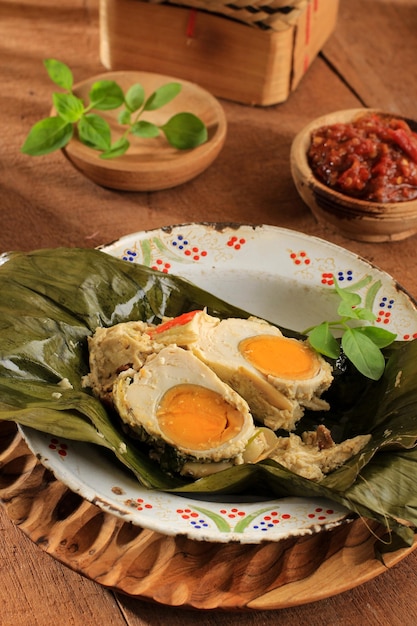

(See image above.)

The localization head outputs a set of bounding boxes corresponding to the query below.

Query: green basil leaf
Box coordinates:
[307,321,340,359]
[144,82,182,111]
[118,109,131,125]
[353,307,377,322]
[341,327,386,380]
[355,326,397,348]
[337,299,360,318]
[2,247,417,549]
[161,112,208,149]
[52,92,85,123]
[100,137,130,159]
[78,114,111,151]
[125,83,145,112]
[131,120,160,138]
[21,116,73,156]
[336,287,362,306]
[88,80,125,110]
[43,58,73,91]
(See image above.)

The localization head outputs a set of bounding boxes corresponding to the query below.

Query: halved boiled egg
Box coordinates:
[113,345,256,471]
[150,311,333,431]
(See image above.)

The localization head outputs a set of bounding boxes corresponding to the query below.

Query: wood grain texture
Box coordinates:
[61,71,227,191]
[322,0,417,118]
[99,0,339,105]
[0,421,416,613]
[2,0,417,624]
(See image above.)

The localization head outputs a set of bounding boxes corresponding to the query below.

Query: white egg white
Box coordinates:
[152,311,333,431]
[113,344,256,464]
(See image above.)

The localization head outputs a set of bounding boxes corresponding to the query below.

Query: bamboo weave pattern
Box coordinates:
[146,0,309,30]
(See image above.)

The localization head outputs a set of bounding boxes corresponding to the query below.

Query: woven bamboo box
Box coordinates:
[99,0,339,106]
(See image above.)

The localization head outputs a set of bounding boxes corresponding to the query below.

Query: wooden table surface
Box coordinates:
[1,1,417,624]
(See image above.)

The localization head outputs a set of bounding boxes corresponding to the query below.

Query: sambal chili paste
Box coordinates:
[307,113,417,203]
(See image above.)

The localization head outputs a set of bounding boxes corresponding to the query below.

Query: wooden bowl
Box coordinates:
[61,71,227,191]
[290,108,417,242]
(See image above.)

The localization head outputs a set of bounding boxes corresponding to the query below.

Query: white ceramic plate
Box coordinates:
[19,224,417,544]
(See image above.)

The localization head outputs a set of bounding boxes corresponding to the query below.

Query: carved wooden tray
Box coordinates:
[1,421,416,610]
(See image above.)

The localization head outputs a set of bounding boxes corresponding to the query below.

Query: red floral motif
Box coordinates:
[307,507,335,521]
[176,508,200,520]
[262,511,281,525]
[184,246,207,261]
[290,250,311,266]
[252,510,291,531]
[48,438,68,457]
[321,272,334,285]
[376,310,391,325]
[135,498,153,511]
[219,507,246,519]
[227,236,246,250]
[151,259,171,273]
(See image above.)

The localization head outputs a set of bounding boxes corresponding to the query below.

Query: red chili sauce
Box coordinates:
[307,113,417,203]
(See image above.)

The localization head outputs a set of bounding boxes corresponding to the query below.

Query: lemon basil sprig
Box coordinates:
[21,59,208,159]
[304,275,397,380]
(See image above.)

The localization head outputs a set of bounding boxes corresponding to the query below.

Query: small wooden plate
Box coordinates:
[61,71,227,191]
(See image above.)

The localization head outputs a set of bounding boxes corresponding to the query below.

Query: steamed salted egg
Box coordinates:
[113,345,256,472]
[150,311,333,431]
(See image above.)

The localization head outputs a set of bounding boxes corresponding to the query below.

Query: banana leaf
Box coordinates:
[1,247,417,551]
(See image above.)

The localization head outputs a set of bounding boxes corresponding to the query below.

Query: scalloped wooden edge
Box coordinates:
[1,421,416,610]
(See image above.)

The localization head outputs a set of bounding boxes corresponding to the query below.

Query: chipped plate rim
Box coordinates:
[19,224,417,543]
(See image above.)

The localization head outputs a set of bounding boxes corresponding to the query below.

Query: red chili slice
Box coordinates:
[148,310,202,335]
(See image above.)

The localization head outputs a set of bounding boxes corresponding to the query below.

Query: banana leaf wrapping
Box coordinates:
[1,247,417,551]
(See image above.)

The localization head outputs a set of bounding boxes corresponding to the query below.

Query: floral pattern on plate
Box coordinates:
[103,223,417,339]
[21,430,351,543]
[19,224,417,544]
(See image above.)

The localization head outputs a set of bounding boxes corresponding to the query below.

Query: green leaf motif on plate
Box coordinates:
[0,247,416,552]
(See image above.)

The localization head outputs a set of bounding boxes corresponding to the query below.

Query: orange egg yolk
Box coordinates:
[157,384,243,450]
[239,335,319,380]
